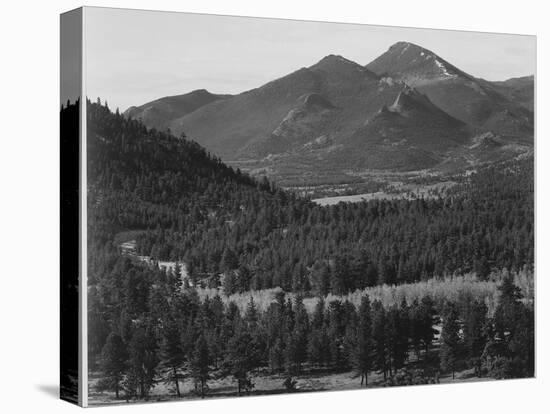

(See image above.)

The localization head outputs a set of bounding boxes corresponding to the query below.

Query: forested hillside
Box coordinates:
[83,101,534,402]
[88,99,533,294]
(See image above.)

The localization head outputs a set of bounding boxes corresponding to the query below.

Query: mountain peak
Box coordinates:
[312,54,377,78]
[318,54,354,63]
[191,88,210,94]
[367,42,465,85]
[388,41,431,53]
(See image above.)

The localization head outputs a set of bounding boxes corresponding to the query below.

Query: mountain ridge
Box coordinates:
[123,89,231,132]
[122,43,534,184]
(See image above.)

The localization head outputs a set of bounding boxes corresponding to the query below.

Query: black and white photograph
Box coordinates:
[57,6,538,406]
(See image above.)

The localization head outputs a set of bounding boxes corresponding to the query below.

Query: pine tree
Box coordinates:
[440,302,461,379]
[190,335,210,398]
[286,295,309,373]
[125,326,159,400]
[98,333,127,399]
[489,275,534,378]
[308,298,330,367]
[352,296,373,386]
[494,274,523,339]
[408,299,422,359]
[221,247,239,273]
[244,296,259,329]
[237,265,252,293]
[371,300,389,380]
[462,299,488,375]
[387,303,408,374]
[159,318,184,397]
[419,296,439,361]
[224,331,261,395]
[310,261,331,296]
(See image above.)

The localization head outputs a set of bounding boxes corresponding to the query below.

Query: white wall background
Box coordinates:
[0,0,547,412]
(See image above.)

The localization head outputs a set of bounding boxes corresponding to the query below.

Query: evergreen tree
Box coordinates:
[221,248,239,273]
[224,331,261,395]
[419,296,439,360]
[286,295,309,373]
[462,299,488,375]
[98,333,127,399]
[440,302,461,379]
[408,299,422,359]
[190,335,211,398]
[159,318,184,397]
[387,303,408,374]
[371,300,389,380]
[489,275,534,378]
[308,298,330,367]
[352,296,373,386]
[125,326,158,400]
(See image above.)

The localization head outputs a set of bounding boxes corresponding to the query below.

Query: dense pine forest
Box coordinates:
[79,101,534,402]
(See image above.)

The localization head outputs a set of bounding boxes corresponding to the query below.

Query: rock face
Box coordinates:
[125,42,533,182]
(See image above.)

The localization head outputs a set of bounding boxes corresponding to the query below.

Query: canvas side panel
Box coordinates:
[60,7,83,406]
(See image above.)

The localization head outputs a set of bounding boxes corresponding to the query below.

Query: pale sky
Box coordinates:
[84,7,536,112]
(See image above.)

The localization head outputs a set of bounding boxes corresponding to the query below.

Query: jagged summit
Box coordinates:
[389,87,437,113]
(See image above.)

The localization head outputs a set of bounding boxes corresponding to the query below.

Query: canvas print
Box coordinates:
[60,6,535,406]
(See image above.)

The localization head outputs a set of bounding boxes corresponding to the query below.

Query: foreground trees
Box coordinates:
[485,274,535,378]
[97,333,127,398]
[93,273,533,400]
[224,331,260,395]
[124,326,158,400]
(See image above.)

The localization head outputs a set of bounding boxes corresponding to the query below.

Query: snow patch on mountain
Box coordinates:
[434,59,456,78]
